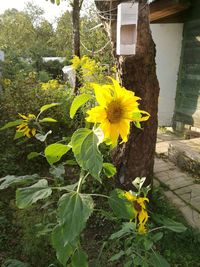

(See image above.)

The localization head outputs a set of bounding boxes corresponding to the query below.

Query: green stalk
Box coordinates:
[77,170,89,193]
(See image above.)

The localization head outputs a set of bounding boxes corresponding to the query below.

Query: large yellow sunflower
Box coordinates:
[86,78,150,145]
[125,191,149,234]
[16,113,37,138]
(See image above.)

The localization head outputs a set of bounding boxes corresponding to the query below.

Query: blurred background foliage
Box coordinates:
[0,1,113,178]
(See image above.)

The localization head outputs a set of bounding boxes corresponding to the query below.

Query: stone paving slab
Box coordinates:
[155,171,193,190]
[154,158,176,173]
[164,190,200,229]
[154,157,200,230]
[156,141,170,155]
[164,190,186,208]
[168,138,200,177]
[156,130,184,155]
[175,184,200,213]
[179,205,200,229]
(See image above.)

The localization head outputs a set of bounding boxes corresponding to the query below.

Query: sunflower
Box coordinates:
[16,113,37,138]
[86,78,150,145]
[125,191,149,234]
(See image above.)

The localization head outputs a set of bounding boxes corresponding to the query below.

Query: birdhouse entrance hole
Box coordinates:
[121,25,136,45]
[117,2,138,55]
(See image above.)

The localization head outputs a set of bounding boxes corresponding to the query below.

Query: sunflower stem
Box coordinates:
[77,170,89,193]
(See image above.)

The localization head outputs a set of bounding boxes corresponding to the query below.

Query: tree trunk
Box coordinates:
[72,0,81,93]
[72,0,81,57]
[95,0,160,189]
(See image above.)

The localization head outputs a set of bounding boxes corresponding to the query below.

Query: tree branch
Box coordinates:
[79,0,84,9]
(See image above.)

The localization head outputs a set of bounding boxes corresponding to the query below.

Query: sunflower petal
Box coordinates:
[124,191,137,202]
[16,124,28,131]
[28,114,36,119]
[119,120,130,143]
[86,106,107,123]
[18,113,28,120]
[24,128,31,138]
[31,128,37,136]
[108,123,120,145]
[92,83,112,106]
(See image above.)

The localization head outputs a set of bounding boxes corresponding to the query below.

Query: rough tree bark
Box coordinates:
[72,0,81,57]
[72,0,83,93]
[95,0,160,188]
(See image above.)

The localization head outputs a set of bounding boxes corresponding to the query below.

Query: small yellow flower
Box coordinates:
[71,55,81,69]
[124,191,149,234]
[71,55,96,78]
[86,78,150,146]
[41,80,60,90]
[16,113,37,138]
[3,78,11,86]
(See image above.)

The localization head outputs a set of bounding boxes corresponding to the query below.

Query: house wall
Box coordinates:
[150,24,183,126]
[173,0,200,128]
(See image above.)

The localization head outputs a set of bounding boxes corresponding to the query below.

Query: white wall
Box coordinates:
[150,24,183,126]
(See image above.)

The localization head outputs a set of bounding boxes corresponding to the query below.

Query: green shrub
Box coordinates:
[0,70,78,176]
[38,70,51,82]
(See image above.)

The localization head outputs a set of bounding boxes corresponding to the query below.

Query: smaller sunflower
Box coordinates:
[125,191,149,234]
[16,113,37,138]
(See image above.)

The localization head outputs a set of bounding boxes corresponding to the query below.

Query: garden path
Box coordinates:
[154,129,200,230]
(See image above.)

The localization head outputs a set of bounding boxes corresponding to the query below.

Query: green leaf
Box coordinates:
[71,248,88,267]
[70,93,92,119]
[162,218,187,233]
[58,182,78,192]
[152,232,163,243]
[14,131,24,140]
[71,128,103,181]
[39,117,57,123]
[58,192,94,244]
[16,179,52,209]
[35,130,52,142]
[100,210,117,221]
[80,131,103,181]
[52,224,75,266]
[36,222,55,237]
[124,260,133,267]
[0,119,23,130]
[109,222,136,240]
[103,163,116,178]
[71,128,91,165]
[45,143,71,165]
[0,174,39,190]
[144,239,153,251]
[65,159,77,166]
[27,152,41,160]
[109,251,125,262]
[132,256,144,266]
[108,189,135,220]
[50,164,65,179]
[152,215,187,233]
[40,103,60,114]
[134,121,141,129]
[150,252,170,267]
[2,259,30,267]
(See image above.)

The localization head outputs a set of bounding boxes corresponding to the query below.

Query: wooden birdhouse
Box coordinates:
[117,2,139,55]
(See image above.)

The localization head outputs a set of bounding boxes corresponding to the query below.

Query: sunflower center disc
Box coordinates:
[106,101,123,123]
